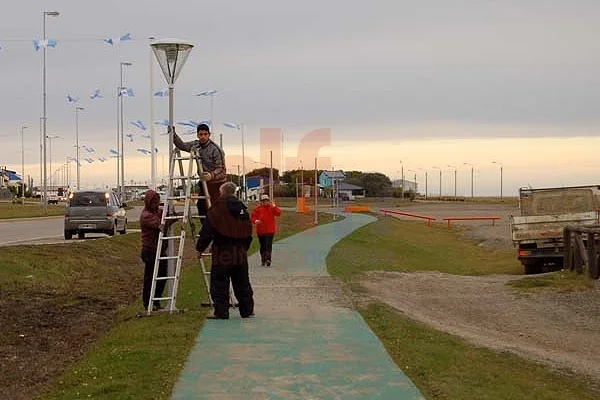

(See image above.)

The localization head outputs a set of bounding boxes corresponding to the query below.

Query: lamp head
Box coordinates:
[151,38,194,85]
[44,11,60,16]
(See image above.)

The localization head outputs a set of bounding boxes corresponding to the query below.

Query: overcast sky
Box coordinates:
[2,1,600,195]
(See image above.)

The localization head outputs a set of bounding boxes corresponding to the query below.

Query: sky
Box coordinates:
[1,0,600,196]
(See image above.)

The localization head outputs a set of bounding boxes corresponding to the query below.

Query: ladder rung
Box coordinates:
[190,195,208,199]
[164,215,184,220]
[166,195,187,200]
[158,255,179,260]
[153,296,174,301]
[155,276,177,281]
[161,235,183,240]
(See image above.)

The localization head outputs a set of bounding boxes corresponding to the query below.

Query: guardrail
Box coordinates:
[442,216,501,227]
[563,224,600,279]
[380,209,436,226]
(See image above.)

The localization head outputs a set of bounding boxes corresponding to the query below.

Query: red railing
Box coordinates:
[380,209,436,226]
[442,216,501,227]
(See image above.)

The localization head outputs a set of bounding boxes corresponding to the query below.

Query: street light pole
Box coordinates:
[47,135,59,194]
[269,150,274,200]
[492,161,503,199]
[463,162,474,198]
[149,36,157,189]
[20,125,28,202]
[119,61,132,202]
[399,160,404,194]
[432,166,442,198]
[42,10,60,214]
[75,106,84,190]
[447,165,457,199]
[39,117,43,204]
[223,122,246,200]
[151,38,194,313]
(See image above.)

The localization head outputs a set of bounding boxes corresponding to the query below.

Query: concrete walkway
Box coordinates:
[172,213,424,399]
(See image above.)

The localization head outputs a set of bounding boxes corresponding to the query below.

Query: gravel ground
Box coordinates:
[359,202,600,384]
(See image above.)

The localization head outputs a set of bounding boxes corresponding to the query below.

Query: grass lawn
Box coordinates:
[507,270,595,293]
[327,216,599,399]
[328,216,523,281]
[30,211,339,400]
[0,201,64,219]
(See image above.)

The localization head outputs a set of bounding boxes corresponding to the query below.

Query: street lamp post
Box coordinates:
[151,38,194,312]
[463,162,474,198]
[418,168,428,198]
[269,150,274,200]
[447,164,457,199]
[223,122,246,200]
[148,36,157,189]
[20,125,28,202]
[197,90,219,147]
[432,166,442,198]
[407,169,417,195]
[399,160,404,194]
[75,106,84,190]
[492,161,503,199]
[119,61,132,202]
[42,10,60,214]
[47,134,60,194]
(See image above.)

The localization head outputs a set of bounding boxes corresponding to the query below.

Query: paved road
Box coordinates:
[0,206,143,246]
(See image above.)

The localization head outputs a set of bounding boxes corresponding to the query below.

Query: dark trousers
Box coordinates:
[141,248,167,308]
[210,263,254,318]
[258,234,274,263]
[196,181,222,217]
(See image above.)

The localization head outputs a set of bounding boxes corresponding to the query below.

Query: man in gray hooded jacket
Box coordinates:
[173,123,226,217]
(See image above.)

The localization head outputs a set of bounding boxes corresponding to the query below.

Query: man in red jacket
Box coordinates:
[250,194,282,267]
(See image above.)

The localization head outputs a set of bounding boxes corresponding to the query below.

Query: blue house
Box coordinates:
[318,170,345,188]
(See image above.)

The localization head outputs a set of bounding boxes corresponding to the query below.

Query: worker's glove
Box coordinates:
[254,220,262,224]
[199,172,212,181]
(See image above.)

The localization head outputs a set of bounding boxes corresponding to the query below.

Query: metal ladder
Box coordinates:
[146,147,211,315]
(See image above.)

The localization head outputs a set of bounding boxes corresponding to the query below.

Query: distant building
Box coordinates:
[336,182,366,200]
[392,178,418,193]
[319,170,365,199]
[0,168,22,188]
[318,170,345,188]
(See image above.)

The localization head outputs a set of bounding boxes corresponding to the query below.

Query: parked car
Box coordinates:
[63,189,127,239]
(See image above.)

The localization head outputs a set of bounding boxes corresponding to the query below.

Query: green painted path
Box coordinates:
[172,213,424,399]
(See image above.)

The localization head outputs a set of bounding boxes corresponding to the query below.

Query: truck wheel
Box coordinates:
[588,255,600,279]
[64,230,72,240]
[522,260,543,275]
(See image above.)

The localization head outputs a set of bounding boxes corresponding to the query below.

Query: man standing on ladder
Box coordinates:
[172,123,226,217]
[196,182,255,319]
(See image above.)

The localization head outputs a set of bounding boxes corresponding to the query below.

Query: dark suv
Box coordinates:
[64,190,127,239]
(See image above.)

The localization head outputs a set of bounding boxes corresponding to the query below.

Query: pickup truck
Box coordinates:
[510,185,600,274]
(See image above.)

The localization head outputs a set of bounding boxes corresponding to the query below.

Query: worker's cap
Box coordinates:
[260,194,270,201]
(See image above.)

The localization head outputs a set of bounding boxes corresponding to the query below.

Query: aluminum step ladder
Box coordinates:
[146,147,209,315]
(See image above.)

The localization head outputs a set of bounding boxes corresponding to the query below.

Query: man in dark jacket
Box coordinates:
[139,189,178,311]
[172,123,226,217]
[196,182,254,319]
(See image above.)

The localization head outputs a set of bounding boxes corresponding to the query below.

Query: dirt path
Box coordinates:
[360,202,600,382]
